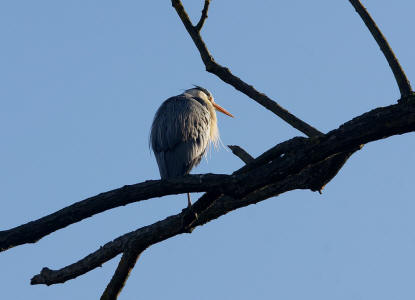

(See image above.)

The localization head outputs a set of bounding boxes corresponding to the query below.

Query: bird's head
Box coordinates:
[185,86,234,118]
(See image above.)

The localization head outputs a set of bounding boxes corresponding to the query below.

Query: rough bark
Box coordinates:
[30,97,415,286]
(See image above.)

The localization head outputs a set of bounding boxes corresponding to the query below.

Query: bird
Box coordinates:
[150,86,233,208]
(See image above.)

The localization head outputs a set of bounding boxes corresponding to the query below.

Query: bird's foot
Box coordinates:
[185,192,198,220]
[186,203,199,221]
[180,205,198,234]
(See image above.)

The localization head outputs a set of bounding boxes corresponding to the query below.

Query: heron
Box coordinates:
[150,86,233,208]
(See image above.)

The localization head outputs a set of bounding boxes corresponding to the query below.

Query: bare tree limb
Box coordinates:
[30,213,183,285]
[0,174,229,252]
[30,191,223,286]
[1,2,413,300]
[100,247,145,300]
[195,0,210,32]
[6,94,411,255]
[171,0,323,138]
[100,146,249,297]
[25,147,372,286]
[228,145,254,164]
[30,97,415,286]
[349,0,413,98]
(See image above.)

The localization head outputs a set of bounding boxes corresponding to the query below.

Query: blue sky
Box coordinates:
[1,1,415,299]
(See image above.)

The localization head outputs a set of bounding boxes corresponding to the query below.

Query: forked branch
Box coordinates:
[195,0,210,32]
[0,173,229,252]
[171,0,322,138]
[30,98,415,286]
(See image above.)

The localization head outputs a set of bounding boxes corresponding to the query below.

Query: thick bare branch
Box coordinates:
[26,148,368,286]
[30,213,183,285]
[30,191,223,285]
[0,174,229,252]
[349,0,413,98]
[100,247,145,300]
[171,0,322,138]
[228,145,254,164]
[31,97,415,285]
[195,0,210,32]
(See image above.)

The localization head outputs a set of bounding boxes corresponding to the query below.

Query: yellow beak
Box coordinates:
[212,102,234,118]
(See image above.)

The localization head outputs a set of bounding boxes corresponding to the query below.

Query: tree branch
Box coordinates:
[100,247,145,300]
[228,145,254,164]
[235,137,308,175]
[30,191,223,286]
[30,213,182,285]
[195,0,210,32]
[0,174,229,252]
[2,2,413,300]
[171,0,322,138]
[30,96,415,286]
[349,0,413,98]
[26,146,365,286]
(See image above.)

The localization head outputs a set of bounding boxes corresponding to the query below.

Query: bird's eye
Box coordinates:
[208,96,213,102]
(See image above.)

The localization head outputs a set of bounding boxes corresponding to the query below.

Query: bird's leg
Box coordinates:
[187,192,192,208]
[186,192,198,221]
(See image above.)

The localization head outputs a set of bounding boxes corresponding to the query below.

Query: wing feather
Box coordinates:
[150,95,211,178]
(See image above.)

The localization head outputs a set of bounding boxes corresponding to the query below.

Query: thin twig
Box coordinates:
[100,247,145,300]
[195,0,210,32]
[349,0,413,98]
[228,145,254,164]
[171,0,323,137]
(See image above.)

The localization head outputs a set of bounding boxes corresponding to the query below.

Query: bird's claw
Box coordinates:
[186,204,199,221]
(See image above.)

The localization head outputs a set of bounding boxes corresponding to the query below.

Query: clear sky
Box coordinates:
[1,1,415,299]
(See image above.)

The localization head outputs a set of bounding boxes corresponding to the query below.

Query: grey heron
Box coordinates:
[150,86,233,208]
